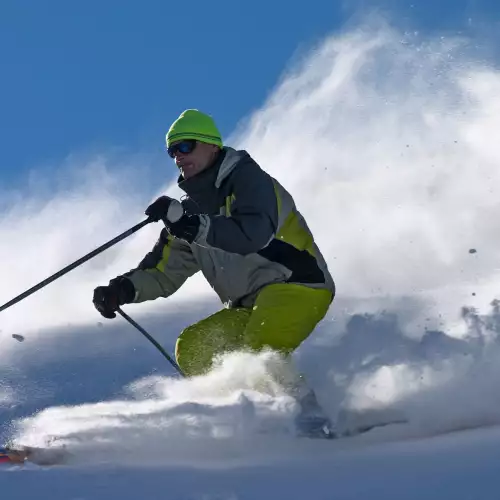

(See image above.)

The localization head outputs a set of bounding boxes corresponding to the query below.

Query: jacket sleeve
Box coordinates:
[124,229,200,303]
[195,158,279,255]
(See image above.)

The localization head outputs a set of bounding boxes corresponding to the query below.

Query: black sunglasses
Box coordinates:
[167,140,197,158]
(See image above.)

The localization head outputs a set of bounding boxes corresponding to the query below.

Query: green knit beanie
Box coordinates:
[166,109,223,148]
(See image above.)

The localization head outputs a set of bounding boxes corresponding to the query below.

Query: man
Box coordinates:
[93,109,336,438]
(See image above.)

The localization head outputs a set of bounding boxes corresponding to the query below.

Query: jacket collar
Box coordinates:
[177,149,226,201]
[177,147,249,196]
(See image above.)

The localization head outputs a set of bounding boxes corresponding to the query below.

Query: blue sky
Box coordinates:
[1,0,498,187]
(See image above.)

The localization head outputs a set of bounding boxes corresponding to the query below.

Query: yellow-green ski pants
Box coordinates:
[175,283,333,377]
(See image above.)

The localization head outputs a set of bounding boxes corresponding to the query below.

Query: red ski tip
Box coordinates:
[0,447,28,464]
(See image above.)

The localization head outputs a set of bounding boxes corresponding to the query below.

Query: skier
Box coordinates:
[92,109,336,438]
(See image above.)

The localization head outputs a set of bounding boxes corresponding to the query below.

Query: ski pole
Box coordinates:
[116,307,185,377]
[0,218,153,315]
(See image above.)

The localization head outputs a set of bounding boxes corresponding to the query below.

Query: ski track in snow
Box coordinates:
[2,423,500,500]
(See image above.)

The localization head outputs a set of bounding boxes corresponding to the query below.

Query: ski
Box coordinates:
[339,418,408,437]
[0,418,408,466]
[0,446,30,465]
[0,445,69,466]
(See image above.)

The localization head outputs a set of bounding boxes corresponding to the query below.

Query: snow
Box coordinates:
[3,20,500,499]
[3,421,500,499]
[3,307,500,499]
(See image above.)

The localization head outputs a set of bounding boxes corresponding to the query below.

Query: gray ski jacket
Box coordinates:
[124,147,335,308]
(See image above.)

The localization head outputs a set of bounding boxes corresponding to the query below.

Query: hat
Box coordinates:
[166,109,223,148]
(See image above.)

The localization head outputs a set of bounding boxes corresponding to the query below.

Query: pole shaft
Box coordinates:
[0,218,152,314]
[116,307,184,377]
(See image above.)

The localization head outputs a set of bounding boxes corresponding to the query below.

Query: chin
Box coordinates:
[181,168,196,179]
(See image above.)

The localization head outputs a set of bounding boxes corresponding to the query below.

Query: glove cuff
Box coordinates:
[109,276,136,305]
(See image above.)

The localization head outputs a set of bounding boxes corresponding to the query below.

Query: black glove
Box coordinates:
[145,195,201,243]
[166,213,201,243]
[145,196,184,223]
[92,276,135,319]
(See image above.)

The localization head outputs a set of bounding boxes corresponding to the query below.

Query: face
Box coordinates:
[169,141,220,179]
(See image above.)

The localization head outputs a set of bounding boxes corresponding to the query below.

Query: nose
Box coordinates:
[175,152,188,165]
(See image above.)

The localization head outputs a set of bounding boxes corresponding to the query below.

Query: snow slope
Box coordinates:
[2,20,500,499]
